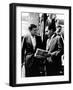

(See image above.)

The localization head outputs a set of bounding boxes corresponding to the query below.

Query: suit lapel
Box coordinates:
[49,36,57,52]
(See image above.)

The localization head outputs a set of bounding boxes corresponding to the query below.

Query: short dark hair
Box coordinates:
[29,24,37,31]
[48,23,56,32]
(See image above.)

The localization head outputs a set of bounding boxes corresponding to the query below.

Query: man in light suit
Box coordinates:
[45,24,64,76]
[22,24,43,77]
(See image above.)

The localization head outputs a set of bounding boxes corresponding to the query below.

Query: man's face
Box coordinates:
[56,27,61,34]
[45,28,53,38]
[31,27,37,36]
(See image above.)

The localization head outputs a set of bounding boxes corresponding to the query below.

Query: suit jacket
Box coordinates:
[22,35,43,66]
[46,34,64,67]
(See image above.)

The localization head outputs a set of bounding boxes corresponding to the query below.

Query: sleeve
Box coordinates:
[22,37,26,65]
[22,37,26,53]
[51,36,64,57]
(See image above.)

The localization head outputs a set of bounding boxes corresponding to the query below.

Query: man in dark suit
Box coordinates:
[22,24,43,77]
[45,24,64,76]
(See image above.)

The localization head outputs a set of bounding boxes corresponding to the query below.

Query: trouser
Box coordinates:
[25,59,41,77]
[46,62,61,76]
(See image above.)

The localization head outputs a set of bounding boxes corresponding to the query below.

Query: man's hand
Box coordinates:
[44,52,51,57]
[26,54,33,61]
[34,55,45,59]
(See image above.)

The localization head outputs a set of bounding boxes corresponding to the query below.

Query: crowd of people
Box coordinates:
[21,14,64,77]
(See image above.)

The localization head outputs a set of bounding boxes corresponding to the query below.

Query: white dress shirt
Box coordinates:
[30,35,36,50]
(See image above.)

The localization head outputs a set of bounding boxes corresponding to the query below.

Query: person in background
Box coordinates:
[55,25,64,73]
[56,25,64,41]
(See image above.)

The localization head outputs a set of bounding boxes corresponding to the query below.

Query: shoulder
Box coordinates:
[23,35,31,43]
[55,35,63,44]
[36,35,41,39]
[55,34,61,39]
[35,35,41,40]
[24,35,31,39]
[53,34,62,42]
